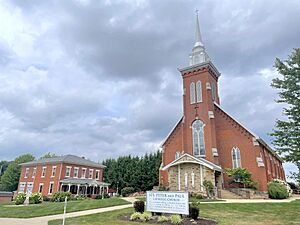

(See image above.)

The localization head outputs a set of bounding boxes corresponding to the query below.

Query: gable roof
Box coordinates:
[160,116,183,147]
[20,154,105,168]
[162,153,222,172]
[214,102,283,162]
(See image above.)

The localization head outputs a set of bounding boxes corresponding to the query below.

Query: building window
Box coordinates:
[89,169,94,179]
[25,168,29,178]
[232,147,241,169]
[212,82,217,102]
[95,170,100,180]
[39,183,44,193]
[51,166,56,177]
[49,182,54,194]
[42,167,47,177]
[32,168,36,178]
[196,81,202,102]
[74,167,79,178]
[19,183,26,193]
[65,166,71,177]
[192,120,205,156]
[190,82,196,104]
[175,152,181,159]
[82,168,86,178]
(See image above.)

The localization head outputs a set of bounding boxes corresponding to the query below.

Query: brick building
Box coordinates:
[159,14,285,192]
[17,155,109,197]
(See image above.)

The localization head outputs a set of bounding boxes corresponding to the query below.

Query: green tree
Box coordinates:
[271,48,300,184]
[0,154,35,191]
[39,152,57,159]
[226,168,257,189]
[0,161,10,177]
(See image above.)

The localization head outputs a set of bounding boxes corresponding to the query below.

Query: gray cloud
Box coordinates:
[0,0,298,176]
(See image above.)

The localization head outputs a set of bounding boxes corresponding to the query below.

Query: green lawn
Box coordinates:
[0,198,129,218]
[49,200,300,225]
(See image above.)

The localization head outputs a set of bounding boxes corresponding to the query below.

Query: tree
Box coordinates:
[226,168,257,189]
[0,154,35,191]
[0,161,10,177]
[39,152,57,159]
[271,48,300,185]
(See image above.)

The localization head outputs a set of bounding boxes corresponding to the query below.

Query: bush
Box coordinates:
[268,179,291,199]
[15,193,27,205]
[29,193,43,204]
[189,204,199,220]
[140,212,152,222]
[134,200,145,213]
[195,193,204,199]
[52,192,72,202]
[103,192,110,199]
[170,215,183,225]
[130,212,142,221]
[158,216,169,222]
[43,196,51,201]
[158,185,169,191]
[95,194,102,199]
[121,187,135,197]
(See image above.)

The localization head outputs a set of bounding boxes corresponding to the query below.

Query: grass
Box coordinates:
[48,200,300,225]
[0,197,129,218]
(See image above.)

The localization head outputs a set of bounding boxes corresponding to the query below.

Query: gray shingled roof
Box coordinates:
[20,154,105,168]
[60,178,110,186]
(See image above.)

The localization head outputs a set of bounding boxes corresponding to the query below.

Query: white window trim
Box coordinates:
[19,182,26,193]
[232,147,242,169]
[65,166,72,177]
[74,167,79,178]
[41,166,47,178]
[190,82,196,104]
[51,166,57,177]
[89,169,94,179]
[81,168,87,178]
[48,182,54,195]
[95,170,100,180]
[39,183,44,193]
[24,168,29,178]
[32,167,36,178]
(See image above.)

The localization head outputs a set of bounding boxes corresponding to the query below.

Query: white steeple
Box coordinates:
[189,11,210,66]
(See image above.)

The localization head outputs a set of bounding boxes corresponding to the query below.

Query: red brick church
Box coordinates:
[159,14,285,192]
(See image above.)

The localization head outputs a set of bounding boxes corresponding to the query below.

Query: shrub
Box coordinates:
[134,200,145,213]
[52,192,71,202]
[268,179,291,199]
[170,215,183,225]
[15,193,27,205]
[95,194,102,199]
[29,193,43,204]
[121,187,135,197]
[103,192,110,199]
[140,212,152,222]
[189,204,199,220]
[43,196,51,201]
[130,212,142,221]
[158,216,169,222]
[195,193,204,199]
[158,185,169,191]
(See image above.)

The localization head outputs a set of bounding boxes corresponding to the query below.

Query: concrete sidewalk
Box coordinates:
[196,196,300,204]
[0,197,136,225]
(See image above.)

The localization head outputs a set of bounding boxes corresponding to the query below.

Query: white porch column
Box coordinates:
[77,185,80,195]
[184,172,188,188]
[178,164,181,191]
[91,186,94,195]
[100,186,102,195]
[68,184,71,192]
[106,186,108,193]
[60,184,63,192]
[200,165,203,191]
[191,171,195,188]
[85,185,88,195]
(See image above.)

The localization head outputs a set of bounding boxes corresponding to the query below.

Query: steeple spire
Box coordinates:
[194,10,203,48]
[189,10,209,66]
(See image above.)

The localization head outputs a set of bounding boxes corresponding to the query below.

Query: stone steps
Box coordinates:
[220,189,243,199]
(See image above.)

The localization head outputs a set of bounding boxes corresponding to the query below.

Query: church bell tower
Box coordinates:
[179,12,221,164]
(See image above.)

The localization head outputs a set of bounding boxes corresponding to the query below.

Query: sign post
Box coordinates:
[62,196,68,225]
[146,191,189,215]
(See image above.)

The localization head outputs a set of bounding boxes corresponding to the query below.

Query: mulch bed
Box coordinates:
[121,215,217,225]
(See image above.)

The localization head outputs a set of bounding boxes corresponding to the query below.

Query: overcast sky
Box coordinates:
[0,0,299,178]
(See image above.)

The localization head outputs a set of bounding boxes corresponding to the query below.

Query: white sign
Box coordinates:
[146,191,189,215]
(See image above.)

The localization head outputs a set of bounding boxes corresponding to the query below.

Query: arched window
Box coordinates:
[232,147,241,169]
[192,120,205,156]
[196,81,202,102]
[190,82,196,104]
[212,83,217,102]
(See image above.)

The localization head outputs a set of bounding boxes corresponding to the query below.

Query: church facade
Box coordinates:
[159,15,285,193]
